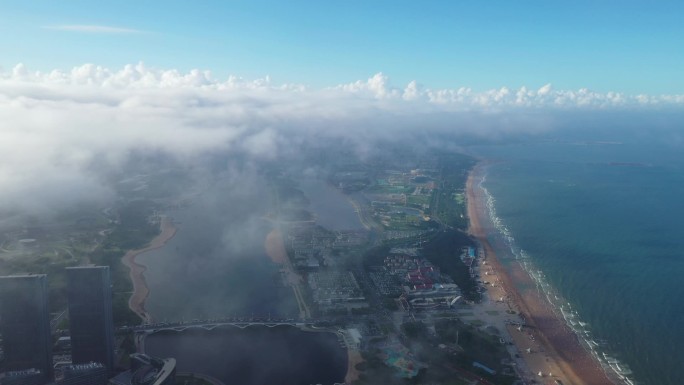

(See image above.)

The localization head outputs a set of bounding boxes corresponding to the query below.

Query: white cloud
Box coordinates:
[538,83,553,96]
[43,25,145,34]
[402,81,420,101]
[6,63,682,109]
[335,72,400,99]
[0,62,682,218]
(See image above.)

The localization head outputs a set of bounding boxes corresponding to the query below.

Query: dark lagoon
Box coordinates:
[145,326,347,385]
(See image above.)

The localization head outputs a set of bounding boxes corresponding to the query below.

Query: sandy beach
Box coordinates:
[264,227,311,319]
[264,228,288,264]
[121,216,177,324]
[345,349,363,384]
[466,162,616,385]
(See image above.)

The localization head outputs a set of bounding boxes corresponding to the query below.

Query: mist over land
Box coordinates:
[1,64,682,226]
[1,63,684,385]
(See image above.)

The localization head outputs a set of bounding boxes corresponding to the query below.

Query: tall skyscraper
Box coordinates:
[66,266,115,373]
[0,274,53,383]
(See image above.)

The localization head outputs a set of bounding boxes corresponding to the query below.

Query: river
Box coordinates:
[135,175,348,385]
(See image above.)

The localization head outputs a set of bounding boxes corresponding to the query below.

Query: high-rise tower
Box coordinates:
[0,274,53,383]
[66,266,115,373]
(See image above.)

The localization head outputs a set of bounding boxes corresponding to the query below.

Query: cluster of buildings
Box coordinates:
[330,231,368,250]
[288,224,368,269]
[286,222,370,314]
[367,268,403,297]
[399,283,462,311]
[384,255,441,291]
[0,268,175,385]
[382,229,430,241]
[307,271,367,312]
[287,225,334,269]
[368,253,463,312]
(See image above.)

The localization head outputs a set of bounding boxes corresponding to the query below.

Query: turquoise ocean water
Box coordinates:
[471,140,684,385]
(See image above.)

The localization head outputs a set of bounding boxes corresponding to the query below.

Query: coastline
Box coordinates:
[345,349,363,384]
[121,216,177,324]
[466,162,616,385]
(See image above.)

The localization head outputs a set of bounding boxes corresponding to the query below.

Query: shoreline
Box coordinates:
[264,227,311,319]
[466,162,616,385]
[345,349,363,384]
[121,216,177,324]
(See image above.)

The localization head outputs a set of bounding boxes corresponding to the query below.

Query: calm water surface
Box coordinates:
[145,326,347,385]
[297,178,365,231]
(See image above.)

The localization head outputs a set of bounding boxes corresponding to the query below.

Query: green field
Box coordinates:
[430,153,475,229]
[406,194,431,207]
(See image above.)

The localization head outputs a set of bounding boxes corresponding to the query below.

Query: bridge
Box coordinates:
[126,317,356,351]
[125,317,334,334]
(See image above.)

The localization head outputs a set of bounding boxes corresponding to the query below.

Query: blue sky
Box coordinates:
[1,0,682,94]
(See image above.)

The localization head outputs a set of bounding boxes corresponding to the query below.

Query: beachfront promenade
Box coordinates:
[126,317,335,334]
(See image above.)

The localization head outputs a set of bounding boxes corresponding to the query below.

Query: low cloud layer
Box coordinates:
[1,63,682,219]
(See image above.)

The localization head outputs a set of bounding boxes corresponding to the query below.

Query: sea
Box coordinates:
[469,132,684,385]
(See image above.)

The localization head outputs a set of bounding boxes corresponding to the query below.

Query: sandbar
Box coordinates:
[121,216,177,324]
[264,227,311,319]
[345,349,363,384]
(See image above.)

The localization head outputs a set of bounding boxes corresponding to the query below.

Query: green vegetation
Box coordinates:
[88,246,138,325]
[434,319,517,385]
[0,200,158,324]
[420,230,479,301]
[430,153,475,230]
[367,185,413,194]
[117,333,137,365]
[382,298,399,310]
[380,211,432,231]
[468,319,485,328]
[105,199,160,250]
[353,349,427,385]
[91,199,160,326]
[351,307,373,315]
[401,321,429,339]
[362,244,393,267]
[0,252,79,311]
[406,194,431,208]
[355,317,517,385]
[0,211,114,312]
